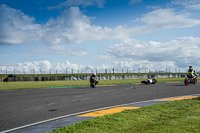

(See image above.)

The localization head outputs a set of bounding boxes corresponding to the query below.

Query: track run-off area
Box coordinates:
[0,82,200,132]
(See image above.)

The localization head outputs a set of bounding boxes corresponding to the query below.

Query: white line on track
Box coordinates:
[2,93,200,133]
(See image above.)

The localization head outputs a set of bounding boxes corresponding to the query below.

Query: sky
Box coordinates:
[0,0,200,74]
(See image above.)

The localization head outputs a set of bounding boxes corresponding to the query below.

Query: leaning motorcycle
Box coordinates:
[90,79,99,88]
[184,74,197,85]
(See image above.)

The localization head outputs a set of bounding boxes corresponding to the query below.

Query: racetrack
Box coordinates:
[0,82,200,132]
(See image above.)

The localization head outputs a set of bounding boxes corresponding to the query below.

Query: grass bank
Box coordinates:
[0,78,186,90]
[50,98,200,133]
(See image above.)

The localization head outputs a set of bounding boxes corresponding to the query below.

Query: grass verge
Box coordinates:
[0,78,191,90]
[0,78,186,90]
[50,98,200,133]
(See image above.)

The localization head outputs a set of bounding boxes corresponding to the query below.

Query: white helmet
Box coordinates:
[92,73,96,76]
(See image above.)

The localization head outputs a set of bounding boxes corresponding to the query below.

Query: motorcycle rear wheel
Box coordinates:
[90,83,95,88]
[193,79,196,85]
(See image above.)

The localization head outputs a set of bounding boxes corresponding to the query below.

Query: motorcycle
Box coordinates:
[90,79,98,88]
[141,78,157,85]
[184,74,197,85]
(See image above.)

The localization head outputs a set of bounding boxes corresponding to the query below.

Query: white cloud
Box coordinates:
[171,0,200,10]
[101,37,200,69]
[16,60,51,73]
[1,45,200,74]
[0,60,108,74]
[0,4,41,45]
[1,5,200,47]
[43,8,200,44]
[39,60,51,71]
[42,6,110,45]
[134,8,200,34]
[111,60,177,72]
[0,5,107,46]
[1,4,200,68]
[48,0,105,10]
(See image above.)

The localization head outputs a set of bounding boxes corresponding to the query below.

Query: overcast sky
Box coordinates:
[0,0,200,74]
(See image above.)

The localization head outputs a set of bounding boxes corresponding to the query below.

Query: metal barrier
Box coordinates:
[2,73,190,82]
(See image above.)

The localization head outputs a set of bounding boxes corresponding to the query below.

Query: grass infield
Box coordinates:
[50,98,200,133]
[0,78,189,90]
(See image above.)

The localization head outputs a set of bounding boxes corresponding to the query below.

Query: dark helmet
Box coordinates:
[189,66,192,69]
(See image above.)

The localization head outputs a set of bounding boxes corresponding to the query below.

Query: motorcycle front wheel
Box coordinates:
[195,77,197,83]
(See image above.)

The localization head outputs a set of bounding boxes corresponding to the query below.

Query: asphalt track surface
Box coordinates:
[0,82,200,132]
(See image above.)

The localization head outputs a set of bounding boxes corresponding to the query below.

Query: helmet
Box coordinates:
[92,73,96,76]
[189,66,192,69]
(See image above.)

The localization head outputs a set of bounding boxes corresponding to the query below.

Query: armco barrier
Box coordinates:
[2,73,192,82]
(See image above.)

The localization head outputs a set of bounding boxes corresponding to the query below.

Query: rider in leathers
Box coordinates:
[90,73,98,88]
[188,66,197,82]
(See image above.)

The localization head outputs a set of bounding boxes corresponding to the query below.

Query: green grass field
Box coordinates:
[0,78,187,90]
[50,98,200,133]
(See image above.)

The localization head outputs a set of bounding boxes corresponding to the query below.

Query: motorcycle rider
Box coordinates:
[188,66,197,82]
[90,73,98,88]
